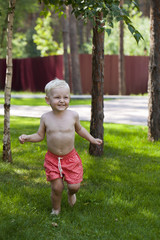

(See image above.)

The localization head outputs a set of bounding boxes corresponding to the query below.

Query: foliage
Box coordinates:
[13,0,40,30]
[33,12,63,56]
[105,13,149,55]
[0,1,9,57]
[0,0,40,58]
[1,29,41,59]
[0,0,145,58]
[12,33,27,58]
[0,0,63,58]
[124,14,150,55]
[0,117,160,239]
[40,0,143,44]
[25,28,41,58]
[80,14,150,56]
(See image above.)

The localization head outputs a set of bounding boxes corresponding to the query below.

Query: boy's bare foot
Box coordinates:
[51,208,60,215]
[68,193,76,207]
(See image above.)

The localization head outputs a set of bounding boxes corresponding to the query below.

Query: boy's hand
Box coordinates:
[19,134,29,144]
[92,138,103,145]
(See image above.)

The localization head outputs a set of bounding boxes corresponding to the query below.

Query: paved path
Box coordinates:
[0,96,148,126]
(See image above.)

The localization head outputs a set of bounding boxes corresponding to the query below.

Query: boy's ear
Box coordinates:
[45,96,50,105]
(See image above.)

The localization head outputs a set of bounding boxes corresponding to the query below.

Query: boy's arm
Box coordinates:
[75,113,102,145]
[19,115,46,144]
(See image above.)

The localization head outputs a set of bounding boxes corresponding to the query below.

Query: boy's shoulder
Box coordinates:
[67,109,78,117]
[41,111,52,120]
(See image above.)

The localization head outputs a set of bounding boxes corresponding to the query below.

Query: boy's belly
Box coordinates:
[46,132,75,156]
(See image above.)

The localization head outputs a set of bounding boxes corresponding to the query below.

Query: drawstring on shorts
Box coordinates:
[58,157,63,177]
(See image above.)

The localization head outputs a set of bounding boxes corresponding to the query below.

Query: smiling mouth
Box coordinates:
[58,105,66,107]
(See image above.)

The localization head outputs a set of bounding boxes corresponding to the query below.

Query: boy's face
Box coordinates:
[45,87,70,112]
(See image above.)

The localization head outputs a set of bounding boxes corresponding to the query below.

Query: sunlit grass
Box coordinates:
[0,91,145,106]
[0,116,160,240]
[0,96,111,106]
[0,96,91,106]
[0,90,45,95]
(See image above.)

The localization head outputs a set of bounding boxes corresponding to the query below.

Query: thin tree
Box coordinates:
[118,0,126,95]
[148,0,160,141]
[3,0,16,162]
[69,6,82,94]
[77,18,84,51]
[89,12,104,156]
[86,20,92,43]
[139,0,150,17]
[61,5,70,84]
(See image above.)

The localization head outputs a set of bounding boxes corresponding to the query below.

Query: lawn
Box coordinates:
[0,91,113,106]
[0,96,91,106]
[0,116,160,240]
[0,91,92,105]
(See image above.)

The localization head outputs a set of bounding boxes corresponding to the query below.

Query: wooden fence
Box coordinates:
[0,54,149,95]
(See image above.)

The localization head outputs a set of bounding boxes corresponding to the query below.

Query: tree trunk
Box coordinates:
[3,0,16,162]
[139,0,150,17]
[78,19,84,51]
[69,6,82,94]
[62,5,69,84]
[118,0,126,95]
[89,12,104,156]
[86,20,92,43]
[148,0,160,141]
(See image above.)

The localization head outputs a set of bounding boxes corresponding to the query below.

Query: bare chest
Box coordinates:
[45,116,75,134]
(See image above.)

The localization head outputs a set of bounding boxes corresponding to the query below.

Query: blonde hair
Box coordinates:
[45,78,70,96]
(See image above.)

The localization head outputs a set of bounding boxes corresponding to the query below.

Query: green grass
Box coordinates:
[0,95,91,106]
[0,116,160,239]
[0,97,91,106]
[0,91,113,106]
[0,96,114,106]
[0,90,45,95]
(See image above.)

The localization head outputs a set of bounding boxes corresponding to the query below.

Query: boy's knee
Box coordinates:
[51,179,64,195]
[68,183,80,194]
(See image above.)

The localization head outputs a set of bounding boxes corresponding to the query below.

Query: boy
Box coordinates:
[19,78,102,215]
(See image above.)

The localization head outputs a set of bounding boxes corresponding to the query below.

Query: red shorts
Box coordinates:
[44,149,83,184]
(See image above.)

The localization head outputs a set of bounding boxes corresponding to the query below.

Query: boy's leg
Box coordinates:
[51,178,64,214]
[67,183,80,206]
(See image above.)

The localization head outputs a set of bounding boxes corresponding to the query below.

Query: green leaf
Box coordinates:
[128,24,135,34]
[105,28,112,36]
[115,16,123,22]
[122,15,132,24]
[132,0,140,10]
[43,0,49,4]
[133,31,144,44]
